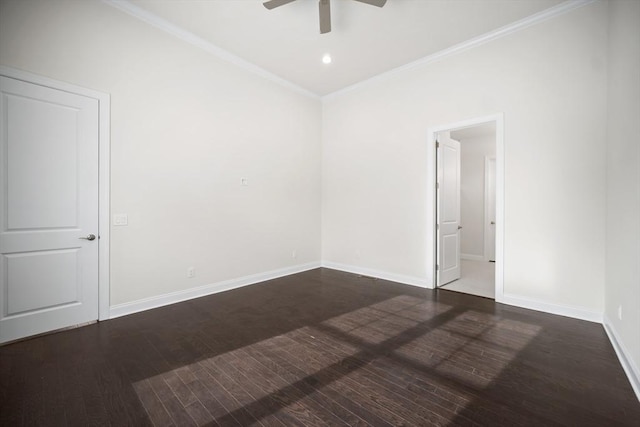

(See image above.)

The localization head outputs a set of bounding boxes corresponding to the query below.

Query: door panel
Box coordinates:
[437,133,461,286]
[0,76,99,343]
[6,249,80,315]
[442,234,459,270]
[7,94,80,229]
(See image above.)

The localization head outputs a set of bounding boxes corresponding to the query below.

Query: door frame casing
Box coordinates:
[484,155,496,262]
[427,113,504,303]
[0,66,111,320]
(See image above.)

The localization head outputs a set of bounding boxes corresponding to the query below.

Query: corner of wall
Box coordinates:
[603,314,640,401]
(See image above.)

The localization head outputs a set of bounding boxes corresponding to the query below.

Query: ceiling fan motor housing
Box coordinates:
[263,0,387,34]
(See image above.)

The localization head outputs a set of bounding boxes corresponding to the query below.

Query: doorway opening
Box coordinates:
[428,114,504,302]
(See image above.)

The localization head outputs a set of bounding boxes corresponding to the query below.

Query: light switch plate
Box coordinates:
[113,214,128,226]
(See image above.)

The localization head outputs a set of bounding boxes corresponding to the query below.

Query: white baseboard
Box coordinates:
[321,261,430,288]
[107,258,638,402]
[460,253,485,261]
[109,262,321,319]
[500,293,603,323]
[603,315,640,401]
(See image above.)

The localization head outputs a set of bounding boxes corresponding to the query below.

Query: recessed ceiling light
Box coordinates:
[322,54,332,64]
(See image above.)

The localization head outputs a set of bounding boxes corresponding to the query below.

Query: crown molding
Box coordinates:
[323,0,597,100]
[102,0,319,99]
[103,0,595,101]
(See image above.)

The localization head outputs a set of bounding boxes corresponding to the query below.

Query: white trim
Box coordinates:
[483,156,496,262]
[603,315,640,401]
[428,114,505,300]
[460,254,484,262]
[101,0,594,101]
[0,66,111,322]
[501,293,602,323]
[0,66,110,105]
[98,93,111,321]
[102,0,318,100]
[324,0,595,100]
[109,262,321,319]
[321,261,429,288]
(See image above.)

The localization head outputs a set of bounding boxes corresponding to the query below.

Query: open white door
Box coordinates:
[0,76,99,343]
[437,132,461,286]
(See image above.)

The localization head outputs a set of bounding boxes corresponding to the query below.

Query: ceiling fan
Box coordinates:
[263,0,387,34]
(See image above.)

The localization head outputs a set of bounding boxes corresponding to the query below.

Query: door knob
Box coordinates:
[458,226,463,230]
[79,234,96,241]
[490,221,495,225]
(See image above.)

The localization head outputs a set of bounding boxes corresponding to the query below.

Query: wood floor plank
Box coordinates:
[134,379,175,427]
[211,352,299,427]
[148,374,198,427]
[284,333,457,427]
[183,400,215,426]
[271,336,416,426]
[242,346,367,427]
[237,347,352,427]
[292,328,478,426]
[255,340,393,427]
[183,377,228,427]
[189,372,246,426]
[196,359,266,426]
[1,268,639,426]
[220,350,328,427]
[55,335,90,426]
[163,371,199,408]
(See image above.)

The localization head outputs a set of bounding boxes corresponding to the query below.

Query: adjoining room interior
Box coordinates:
[439,122,497,300]
[1,0,639,425]
[442,258,495,298]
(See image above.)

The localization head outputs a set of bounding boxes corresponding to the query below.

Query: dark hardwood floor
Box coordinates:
[1,268,639,426]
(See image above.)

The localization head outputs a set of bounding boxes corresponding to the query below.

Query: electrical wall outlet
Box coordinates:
[618,305,622,320]
[292,250,297,259]
[187,267,195,278]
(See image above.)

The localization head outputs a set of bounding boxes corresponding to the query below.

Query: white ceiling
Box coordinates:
[128,0,564,96]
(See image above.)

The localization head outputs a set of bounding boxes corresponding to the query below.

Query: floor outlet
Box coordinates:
[187,267,195,278]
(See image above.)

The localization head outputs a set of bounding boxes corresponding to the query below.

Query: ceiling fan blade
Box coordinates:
[352,0,387,7]
[319,0,331,34]
[263,0,297,10]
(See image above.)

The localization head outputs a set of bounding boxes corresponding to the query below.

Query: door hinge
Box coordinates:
[436,182,439,190]
[436,224,440,230]
[436,264,439,271]
[436,141,440,148]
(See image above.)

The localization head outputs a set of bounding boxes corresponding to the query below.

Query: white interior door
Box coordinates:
[485,157,496,262]
[0,76,99,343]
[437,132,461,286]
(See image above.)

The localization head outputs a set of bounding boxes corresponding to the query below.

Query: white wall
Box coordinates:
[0,0,627,332]
[457,134,496,259]
[322,1,608,316]
[0,0,322,306]
[2,0,635,395]
[604,0,640,392]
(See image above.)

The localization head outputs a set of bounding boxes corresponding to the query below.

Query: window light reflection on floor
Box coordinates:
[133,295,541,426]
